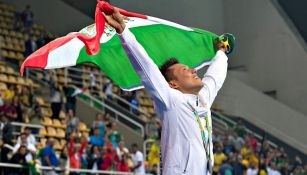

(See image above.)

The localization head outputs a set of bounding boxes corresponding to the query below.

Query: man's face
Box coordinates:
[168,64,203,94]
[21,135,27,144]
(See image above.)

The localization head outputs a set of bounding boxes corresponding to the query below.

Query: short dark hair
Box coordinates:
[159,58,179,81]
[131,143,138,148]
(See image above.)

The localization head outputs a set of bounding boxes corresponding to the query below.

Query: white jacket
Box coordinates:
[119,28,228,175]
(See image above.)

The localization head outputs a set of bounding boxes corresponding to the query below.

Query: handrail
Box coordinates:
[110,93,152,118]
[212,111,277,148]
[0,162,152,175]
[78,93,145,138]
[11,122,43,129]
[67,66,151,118]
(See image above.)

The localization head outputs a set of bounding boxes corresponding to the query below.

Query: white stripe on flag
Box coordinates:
[46,38,85,69]
[147,16,193,31]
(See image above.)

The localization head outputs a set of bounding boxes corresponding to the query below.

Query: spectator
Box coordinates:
[87,145,103,171]
[219,158,234,175]
[0,116,13,145]
[68,133,87,174]
[14,11,24,32]
[117,153,130,172]
[130,143,145,174]
[9,145,28,175]
[130,99,139,115]
[103,112,111,128]
[24,35,37,57]
[100,146,115,171]
[148,139,160,174]
[0,138,10,173]
[19,86,32,107]
[22,5,34,32]
[89,127,104,147]
[41,138,59,175]
[36,33,47,48]
[230,154,247,175]
[63,83,77,113]
[148,139,160,166]
[12,96,23,122]
[89,68,97,96]
[213,145,227,175]
[92,113,105,139]
[234,119,247,138]
[66,109,79,138]
[246,162,258,175]
[13,132,36,154]
[59,147,68,170]
[3,85,15,101]
[28,99,43,128]
[17,127,36,146]
[116,141,129,162]
[0,99,17,121]
[104,79,113,99]
[233,133,245,152]
[50,83,62,119]
[246,133,258,152]
[107,122,122,149]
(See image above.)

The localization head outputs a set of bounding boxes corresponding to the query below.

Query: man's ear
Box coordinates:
[168,80,179,89]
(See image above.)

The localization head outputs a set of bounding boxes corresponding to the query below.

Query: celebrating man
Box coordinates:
[104,9,230,175]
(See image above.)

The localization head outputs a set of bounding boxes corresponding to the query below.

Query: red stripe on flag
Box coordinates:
[20,34,79,75]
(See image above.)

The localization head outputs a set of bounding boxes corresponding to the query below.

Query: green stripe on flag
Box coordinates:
[77,24,218,90]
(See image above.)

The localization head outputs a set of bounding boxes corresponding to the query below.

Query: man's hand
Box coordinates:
[214,38,227,53]
[104,8,126,34]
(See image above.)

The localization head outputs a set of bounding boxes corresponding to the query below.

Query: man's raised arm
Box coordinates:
[200,49,228,108]
[104,10,173,108]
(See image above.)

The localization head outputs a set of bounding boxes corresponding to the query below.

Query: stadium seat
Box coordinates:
[7,75,16,84]
[6,67,15,74]
[42,117,52,126]
[78,122,90,132]
[17,77,25,85]
[0,82,7,90]
[0,50,8,58]
[56,128,65,138]
[52,119,62,128]
[16,52,24,60]
[47,127,57,137]
[54,140,62,150]
[39,127,47,136]
[0,74,8,82]
[7,51,17,59]
[0,65,5,73]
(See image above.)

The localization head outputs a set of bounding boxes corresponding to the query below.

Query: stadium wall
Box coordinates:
[216,75,307,155]
[223,0,307,116]
[111,0,224,34]
[4,0,94,35]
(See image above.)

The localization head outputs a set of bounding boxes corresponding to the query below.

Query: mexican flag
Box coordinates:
[20,2,218,91]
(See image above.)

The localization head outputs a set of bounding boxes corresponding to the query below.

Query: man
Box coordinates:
[104,9,229,175]
[131,143,145,174]
[13,132,36,154]
[41,138,59,175]
[17,127,37,146]
[89,127,104,146]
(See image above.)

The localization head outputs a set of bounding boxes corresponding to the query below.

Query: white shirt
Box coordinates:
[132,150,145,174]
[267,167,281,175]
[17,134,37,146]
[247,168,258,175]
[119,28,228,175]
[13,142,37,153]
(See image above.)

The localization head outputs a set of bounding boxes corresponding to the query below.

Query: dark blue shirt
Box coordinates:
[41,145,59,166]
